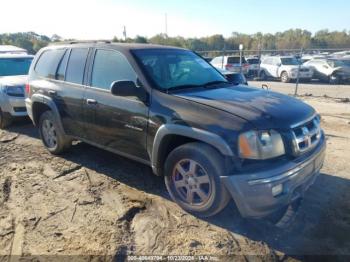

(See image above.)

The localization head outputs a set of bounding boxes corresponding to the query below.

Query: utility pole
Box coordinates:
[123,26,127,41]
[165,13,168,37]
[294,47,304,96]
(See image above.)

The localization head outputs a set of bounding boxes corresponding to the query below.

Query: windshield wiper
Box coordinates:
[166,80,229,93]
[166,84,202,92]
[202,80,230,87]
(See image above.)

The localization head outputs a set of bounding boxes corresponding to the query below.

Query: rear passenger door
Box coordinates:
[83,49,149,161]
[55,48,90,137]
[32,47,88,137]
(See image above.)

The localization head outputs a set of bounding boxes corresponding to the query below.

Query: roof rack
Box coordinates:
[50,40,111,45]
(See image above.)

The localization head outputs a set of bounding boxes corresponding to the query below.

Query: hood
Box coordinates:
[174,85,316,129]
[0,75,28,86]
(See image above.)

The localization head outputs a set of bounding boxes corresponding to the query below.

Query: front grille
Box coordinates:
[299,68,309,72]
[291,115,321,155]
[13,107,27,113]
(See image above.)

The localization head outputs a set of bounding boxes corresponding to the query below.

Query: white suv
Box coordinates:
[0,53,33,128]
[210,56,249,75]
[260,56,313,82]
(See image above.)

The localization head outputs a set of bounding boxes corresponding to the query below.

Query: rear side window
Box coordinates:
[35,49,66,78]
[65,48,89,85]
[91,49,136,90]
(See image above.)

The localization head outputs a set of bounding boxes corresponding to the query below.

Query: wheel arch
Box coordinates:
[31,94,66,134]
[151,124,234,176]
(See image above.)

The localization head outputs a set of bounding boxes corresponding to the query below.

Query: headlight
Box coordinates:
[238,130,285,159]
[4,85,25,97]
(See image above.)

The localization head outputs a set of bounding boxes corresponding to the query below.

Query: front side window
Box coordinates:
[65,48,89,85]
[0,57,33,76]
[328,60,345,68]
[133,49,227,91]
[91,49,137,90]
[35,49,66,78]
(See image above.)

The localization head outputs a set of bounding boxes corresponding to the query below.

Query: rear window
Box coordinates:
[228,57,247,64]
[65,48,89,85]
[0,58,32,76]
[247,58,260,64]
[35,49,66,78]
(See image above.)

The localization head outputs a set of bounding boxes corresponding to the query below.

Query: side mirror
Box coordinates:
[110,80,148,102]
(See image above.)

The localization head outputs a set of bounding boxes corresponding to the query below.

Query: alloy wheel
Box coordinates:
[41,119,58,149]
[172,159,212,206]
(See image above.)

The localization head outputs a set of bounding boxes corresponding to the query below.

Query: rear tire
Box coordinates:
[39,110,71,154]
[0,109,13,129]
[280,71,290,83]
[164,142,231,217]
[329,74,341,85]
[259,70,267,81]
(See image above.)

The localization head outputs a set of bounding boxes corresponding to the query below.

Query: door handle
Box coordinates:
[48,90,57,96]
[86,99,98,105]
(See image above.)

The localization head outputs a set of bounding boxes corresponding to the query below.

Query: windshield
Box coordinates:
[132,49,227,90]
[280,57,300,65]
[0,58,33,76]
[328,60,346,68]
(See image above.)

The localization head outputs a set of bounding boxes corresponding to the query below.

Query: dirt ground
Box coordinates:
[0,94,349,261]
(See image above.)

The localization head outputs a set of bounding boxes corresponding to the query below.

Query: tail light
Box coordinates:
[225,64,233,70]
[244,63,250,68]
[25,83,30,94]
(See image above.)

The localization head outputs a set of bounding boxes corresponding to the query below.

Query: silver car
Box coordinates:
[0,54,33,128]
[304,58,350,84]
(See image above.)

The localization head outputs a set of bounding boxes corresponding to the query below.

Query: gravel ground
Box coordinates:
[0,94,349,261]
[249,80,350,99]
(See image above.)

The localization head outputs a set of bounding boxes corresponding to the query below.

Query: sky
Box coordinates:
[0,0,349,40]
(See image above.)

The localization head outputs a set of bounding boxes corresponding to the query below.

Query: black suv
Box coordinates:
[26,42,326,218]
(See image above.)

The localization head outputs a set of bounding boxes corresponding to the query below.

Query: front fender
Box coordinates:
[151,124,234,175]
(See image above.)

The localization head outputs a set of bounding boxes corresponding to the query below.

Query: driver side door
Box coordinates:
[83,49,150,161]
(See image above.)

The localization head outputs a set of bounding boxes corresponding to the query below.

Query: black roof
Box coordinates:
[48,41,185,51]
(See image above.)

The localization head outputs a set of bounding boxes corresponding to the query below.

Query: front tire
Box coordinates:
[164,142,231,217]
[39,110,71,154]
[280,71,290,83]
[0,108,12,129]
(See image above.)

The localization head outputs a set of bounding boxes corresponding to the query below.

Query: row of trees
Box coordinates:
[114,29,350,51]
[1,29,350,54]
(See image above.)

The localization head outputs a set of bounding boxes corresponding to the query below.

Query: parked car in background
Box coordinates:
[210,56,249,75]
[218,69,248,85]
[0,45,28,54]
[260,56,313,83]
[246,57,260,77]
[0,54,33,128]
[300,54,326,64]
[203,57,212,63]
[304,59,350,84]
[26,42,325,219]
